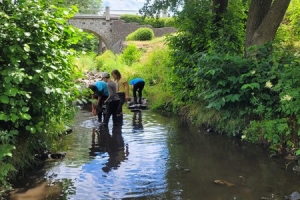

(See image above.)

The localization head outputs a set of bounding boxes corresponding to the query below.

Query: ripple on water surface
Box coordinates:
[42,111,170,199]
[10,109,300,200]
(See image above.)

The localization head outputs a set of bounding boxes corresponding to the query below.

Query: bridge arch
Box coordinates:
[78,28,110,53]
[84,28,110,48]
[68,15,117,53]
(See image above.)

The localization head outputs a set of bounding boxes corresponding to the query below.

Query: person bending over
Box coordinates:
[129,78,145,105]
[88,80,108,122]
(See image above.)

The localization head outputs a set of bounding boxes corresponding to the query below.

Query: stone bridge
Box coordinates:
[68,7,176,54]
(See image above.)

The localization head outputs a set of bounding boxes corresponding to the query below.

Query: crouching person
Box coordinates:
[88,79,108,123]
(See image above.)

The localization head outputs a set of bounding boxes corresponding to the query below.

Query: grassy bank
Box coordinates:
[83,35,300,158]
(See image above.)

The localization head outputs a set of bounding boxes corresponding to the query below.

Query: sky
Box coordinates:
[102,0,146,14]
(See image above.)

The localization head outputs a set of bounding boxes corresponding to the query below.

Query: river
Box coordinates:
[8,106,300,200]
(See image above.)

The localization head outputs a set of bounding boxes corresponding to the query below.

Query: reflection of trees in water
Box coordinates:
[89,126,129,173]
[132,111,143,130]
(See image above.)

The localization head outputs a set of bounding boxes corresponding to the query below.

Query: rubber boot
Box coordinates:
[134,97,137,104]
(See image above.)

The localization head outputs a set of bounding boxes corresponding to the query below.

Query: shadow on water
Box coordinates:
[8,105,300,200]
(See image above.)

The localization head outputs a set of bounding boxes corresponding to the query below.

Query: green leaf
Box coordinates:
[225,94,240,102]
[48,72,53,79]
[30,127,36,134]
[25,125,36,133]
[21,107,29,112]
[20,113,31,120]
[296,149,300,156]
[23,44,30,52]
[45,87,52,94]
[0,112,9,121]
[4,76,12,83]
[217,80,226,86]
[0,144,15,159]
[24,32,31,37]
[50,65,58,70]
[0,95,9,104]
[56,88,62,93]
[25,93,31,99]
[10,114,19,123]
[206,69,215,75]
[6,88,18,96]
[241,83,260,90]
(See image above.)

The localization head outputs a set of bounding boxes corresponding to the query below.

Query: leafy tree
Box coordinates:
[140,0,291,54]
[0,0,83,187]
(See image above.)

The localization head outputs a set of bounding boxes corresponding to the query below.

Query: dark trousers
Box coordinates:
[103,100,120,125]
[117,92,125,114]
[133,81,145,104]
[97,96,108,122]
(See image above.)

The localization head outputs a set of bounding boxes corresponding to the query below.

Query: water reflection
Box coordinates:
[89,125,129,174]
[101,125,129,173]
[7,109,300,200]
[132,111,143,131]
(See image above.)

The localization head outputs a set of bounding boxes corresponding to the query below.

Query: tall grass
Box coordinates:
[74,52,98,72]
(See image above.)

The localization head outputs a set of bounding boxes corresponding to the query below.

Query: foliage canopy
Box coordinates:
[0,0,83,188]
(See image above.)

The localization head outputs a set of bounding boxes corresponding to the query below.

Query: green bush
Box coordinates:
[120,14,144,24]
[94,50,130,79]
[120,14,175,28]
[0,0,82,188]
[164,18,175,27]
[126,28,154,41]
[144,17,165,28]
[95,50,120,71]
[121,44,142,65]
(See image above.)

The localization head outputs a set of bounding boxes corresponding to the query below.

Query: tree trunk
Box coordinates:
[212,0,228,24]
[213,0,228,15]
[245,0,291,54]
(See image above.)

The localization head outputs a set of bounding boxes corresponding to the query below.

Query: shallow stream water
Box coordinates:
[8,106,300,200]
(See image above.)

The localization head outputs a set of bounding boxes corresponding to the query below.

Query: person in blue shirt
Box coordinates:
[88,79,109,122]
[129,78,145,104]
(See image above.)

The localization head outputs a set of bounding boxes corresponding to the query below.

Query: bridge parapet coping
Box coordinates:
[73,15,119,20]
